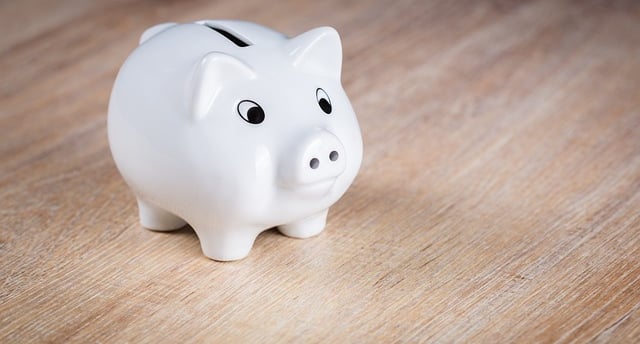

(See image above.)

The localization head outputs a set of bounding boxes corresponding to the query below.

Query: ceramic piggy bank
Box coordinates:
[108,20,363,261]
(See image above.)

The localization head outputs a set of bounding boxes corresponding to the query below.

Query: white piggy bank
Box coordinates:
[108,20,363,261]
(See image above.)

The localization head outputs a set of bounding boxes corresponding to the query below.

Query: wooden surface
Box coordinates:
[1,0,640,342]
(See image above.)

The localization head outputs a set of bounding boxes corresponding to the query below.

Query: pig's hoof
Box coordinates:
[278,210,328,239]
[137,198,186,231]
[196,229,259,261]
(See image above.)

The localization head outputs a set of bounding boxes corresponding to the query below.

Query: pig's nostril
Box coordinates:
[310,158,320,169]
[329,151,339,161]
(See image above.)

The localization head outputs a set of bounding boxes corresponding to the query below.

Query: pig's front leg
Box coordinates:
[278,209,329,239]
[194,226,261,261]
[137,198,186,231]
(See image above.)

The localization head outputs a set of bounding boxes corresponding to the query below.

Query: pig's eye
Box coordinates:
[316,88,332,114]
[237,100,265,124]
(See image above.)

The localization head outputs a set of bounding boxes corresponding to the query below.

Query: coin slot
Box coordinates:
[204,24,251,47]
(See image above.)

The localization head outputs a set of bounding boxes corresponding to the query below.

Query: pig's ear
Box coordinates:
[191,52,256,120]
[139,22,176,44]
[286,27,342,79]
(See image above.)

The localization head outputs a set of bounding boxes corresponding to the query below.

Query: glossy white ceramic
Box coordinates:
[108,20,363,261]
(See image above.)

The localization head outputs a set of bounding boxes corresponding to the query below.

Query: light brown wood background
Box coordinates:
[1,0,639,342]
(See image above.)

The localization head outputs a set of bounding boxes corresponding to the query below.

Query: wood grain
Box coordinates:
[1,0,640,342]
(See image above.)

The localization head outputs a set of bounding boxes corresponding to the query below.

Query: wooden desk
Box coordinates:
[1,0,639,342]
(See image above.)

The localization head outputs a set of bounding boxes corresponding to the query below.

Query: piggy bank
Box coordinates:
[108,20,363,261]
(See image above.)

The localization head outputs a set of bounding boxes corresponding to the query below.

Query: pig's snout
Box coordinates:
[304,131,345,179]
[279,129,346,189]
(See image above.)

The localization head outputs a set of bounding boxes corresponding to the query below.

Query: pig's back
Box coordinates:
[107,24,237,208]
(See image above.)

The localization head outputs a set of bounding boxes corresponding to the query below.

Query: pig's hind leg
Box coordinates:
[278,209,329,239]
[137,198,186,231]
